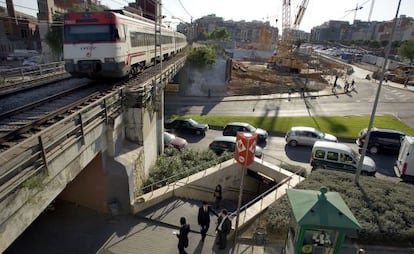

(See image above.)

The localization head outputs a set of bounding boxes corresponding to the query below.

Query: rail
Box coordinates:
[229,167,305,220]
[0,62,66,88]
[139,154,233,195]
[0,56,187,203]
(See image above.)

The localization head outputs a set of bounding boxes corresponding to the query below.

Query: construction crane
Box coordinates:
[268,0,309,73]
[345,0,370,24]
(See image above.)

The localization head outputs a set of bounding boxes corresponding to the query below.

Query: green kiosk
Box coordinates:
[284,187,361,254]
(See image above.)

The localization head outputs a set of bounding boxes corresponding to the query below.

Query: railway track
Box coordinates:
[0,54,186,152]
[0,80,118,151]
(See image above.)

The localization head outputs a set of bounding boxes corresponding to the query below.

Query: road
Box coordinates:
[178,129,400,181]
[165,65,414,128]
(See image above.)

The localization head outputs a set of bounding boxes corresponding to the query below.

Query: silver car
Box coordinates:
[285,126,338,147]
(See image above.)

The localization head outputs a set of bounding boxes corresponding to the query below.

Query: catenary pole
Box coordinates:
[355,0,402,184]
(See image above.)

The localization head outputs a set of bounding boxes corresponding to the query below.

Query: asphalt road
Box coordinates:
[175,129,400,181]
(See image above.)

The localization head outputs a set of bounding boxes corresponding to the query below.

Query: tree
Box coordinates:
[398,40,414,65]
[45,14,63,59]
[209,27,230,41]
[187,45,216,66]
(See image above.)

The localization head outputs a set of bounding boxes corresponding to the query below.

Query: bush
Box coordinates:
[142,148,232,192]
[266,170,414,246]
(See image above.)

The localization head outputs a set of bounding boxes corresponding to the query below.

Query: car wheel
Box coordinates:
[369,146,379,154]
[289,140,298,147]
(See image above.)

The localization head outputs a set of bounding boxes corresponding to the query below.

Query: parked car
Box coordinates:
[164,118,209,135]
[395,135,414,182]
[222,122,268,142]
[310,141,376,176]
[356,127,405,154]
[163,132,187,150]
[285,126,338,147]
[209,136,263,158]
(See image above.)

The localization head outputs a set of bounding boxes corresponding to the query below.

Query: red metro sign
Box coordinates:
[234,132,257,166]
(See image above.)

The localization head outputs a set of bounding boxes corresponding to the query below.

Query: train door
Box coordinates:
[123,24,130,67]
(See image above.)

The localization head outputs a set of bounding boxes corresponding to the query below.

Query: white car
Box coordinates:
[285,126,338,147]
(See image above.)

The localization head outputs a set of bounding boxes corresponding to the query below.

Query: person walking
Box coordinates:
[216,209,232,250]
[213,184,222,209]
[198,201,218,242]
[351,79,355,91]
[404,78,409,88]
[175,217,190,254]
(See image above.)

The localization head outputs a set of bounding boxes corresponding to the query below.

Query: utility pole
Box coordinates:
[355,0,401,184]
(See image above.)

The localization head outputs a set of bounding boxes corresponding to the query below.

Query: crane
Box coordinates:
[268,0,309,73]
[344,0,370,24]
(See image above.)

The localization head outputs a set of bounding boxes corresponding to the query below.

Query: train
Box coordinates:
[63,10,187,79]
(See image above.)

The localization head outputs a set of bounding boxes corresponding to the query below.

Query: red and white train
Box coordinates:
[63,10,187,79]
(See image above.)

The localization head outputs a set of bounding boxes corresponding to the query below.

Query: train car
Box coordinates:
[63,10,187,79]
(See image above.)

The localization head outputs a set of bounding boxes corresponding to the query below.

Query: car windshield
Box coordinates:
[246,124,256,132]
[351,149,360,161]
[314,129,324,138]
[163,132,175,143]
[187,119,198,126]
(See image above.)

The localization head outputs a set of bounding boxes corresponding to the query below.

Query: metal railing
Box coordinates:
[0,62,66,88]
[0,57,187,203]
[138,155,233,195]
[229,167,305,221]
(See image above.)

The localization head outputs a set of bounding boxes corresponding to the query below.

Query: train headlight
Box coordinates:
[104,58,115,63]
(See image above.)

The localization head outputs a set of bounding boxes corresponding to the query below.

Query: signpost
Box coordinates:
[233,132,257,245]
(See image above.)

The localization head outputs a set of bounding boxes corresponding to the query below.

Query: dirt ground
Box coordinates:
[227,61,324,96]
[227,55,345,96]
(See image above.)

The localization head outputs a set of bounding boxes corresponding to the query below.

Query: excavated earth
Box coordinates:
[227,58,337,96]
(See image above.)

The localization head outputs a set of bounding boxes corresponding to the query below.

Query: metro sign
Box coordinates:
[234,132,257,166]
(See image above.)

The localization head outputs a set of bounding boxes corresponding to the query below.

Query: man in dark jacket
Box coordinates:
[216,209,232,250]
[198,201,218,242]
[176,217,190,254]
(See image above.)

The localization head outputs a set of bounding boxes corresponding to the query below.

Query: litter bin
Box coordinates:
[254,227,266,245]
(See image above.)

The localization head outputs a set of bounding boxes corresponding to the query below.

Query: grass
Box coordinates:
[180,114,414,138]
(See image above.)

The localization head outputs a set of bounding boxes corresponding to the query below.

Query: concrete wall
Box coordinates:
[0,120,108,253]
[59,153,108,213]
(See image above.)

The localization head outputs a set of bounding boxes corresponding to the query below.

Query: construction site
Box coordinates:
[226,0,350,96]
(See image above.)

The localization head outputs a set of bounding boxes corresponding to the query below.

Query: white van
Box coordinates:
[310,141,376,176]
[395,136,414,181]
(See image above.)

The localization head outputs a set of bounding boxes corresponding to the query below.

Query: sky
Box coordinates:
[2,0,414,32]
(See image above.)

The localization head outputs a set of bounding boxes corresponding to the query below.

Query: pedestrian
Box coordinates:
[175,217,190,254]
[198,201,218,242]
[216,209,232,250]
[351,79,355,91]
[333,75,339,87]
[213,184,222,209]
[344,81,349,93]
[404,78,409,88]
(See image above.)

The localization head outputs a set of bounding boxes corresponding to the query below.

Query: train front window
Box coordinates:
[64,24,117,43]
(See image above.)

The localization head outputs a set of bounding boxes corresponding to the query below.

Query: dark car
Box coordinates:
[209,136,263,158]
[164,118,209,135]
[163,132,187,150]
[356,127,406,154]
[222,122,268,142]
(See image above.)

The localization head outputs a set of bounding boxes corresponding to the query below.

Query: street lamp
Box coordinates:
[355,0,401,184]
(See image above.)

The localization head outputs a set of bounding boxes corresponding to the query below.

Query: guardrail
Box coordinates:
[0,89,123,203]
[139,154,232,195]
[229,167,305,221]
[0,62,66,87]
[0,57,187,203]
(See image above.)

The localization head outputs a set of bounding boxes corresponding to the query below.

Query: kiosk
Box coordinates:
[284,187,361,254]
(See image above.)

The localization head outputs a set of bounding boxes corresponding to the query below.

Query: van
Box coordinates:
[395,136,414,181]
[356,127,405,154]
[310,141,376,176]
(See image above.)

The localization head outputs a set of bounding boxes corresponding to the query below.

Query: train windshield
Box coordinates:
[64,24,117,43]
